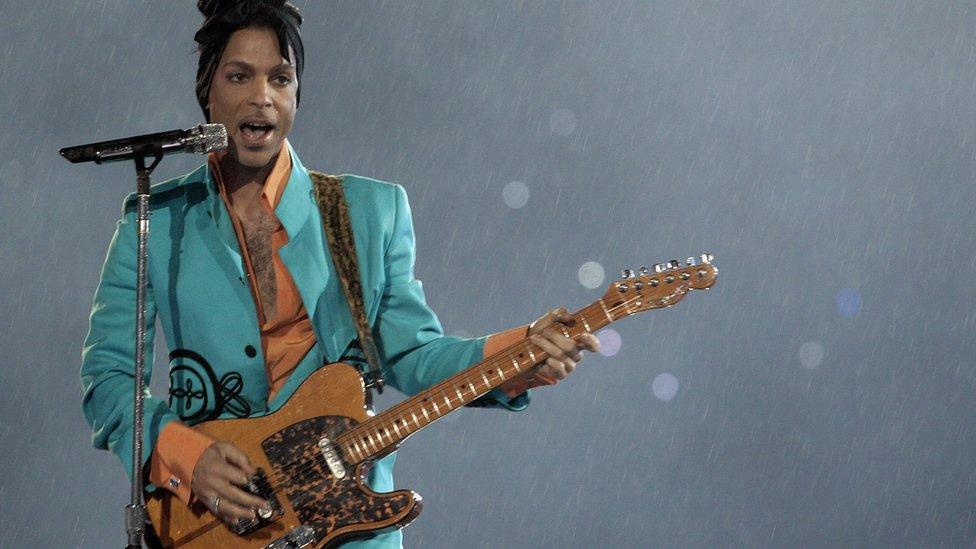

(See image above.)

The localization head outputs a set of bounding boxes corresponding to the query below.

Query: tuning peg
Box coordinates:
[638,266,649,276]
[653,263,666,273]
[621,269,634,279]
[700,253,714,264]
[686,256,695,266]
[667,259,680,270]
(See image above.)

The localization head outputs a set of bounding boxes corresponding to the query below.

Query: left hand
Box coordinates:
[497,307,601,397]
[526,307,601,384]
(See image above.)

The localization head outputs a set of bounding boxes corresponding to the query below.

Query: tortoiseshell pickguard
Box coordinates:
[262,416,414,544]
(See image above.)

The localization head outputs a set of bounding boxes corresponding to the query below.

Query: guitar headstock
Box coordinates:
[600,253,717,320]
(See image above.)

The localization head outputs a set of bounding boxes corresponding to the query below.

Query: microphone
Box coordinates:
[59,123,228,164]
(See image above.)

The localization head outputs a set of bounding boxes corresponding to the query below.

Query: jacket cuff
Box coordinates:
[483,325,529,358]
[148,421,217,504]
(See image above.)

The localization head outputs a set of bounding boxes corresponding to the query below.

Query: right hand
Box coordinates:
[192,441,271,524]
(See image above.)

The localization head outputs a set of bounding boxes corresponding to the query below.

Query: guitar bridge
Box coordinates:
[231,468,284,536]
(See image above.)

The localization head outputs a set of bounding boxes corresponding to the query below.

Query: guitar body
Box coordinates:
[145,363,422,548]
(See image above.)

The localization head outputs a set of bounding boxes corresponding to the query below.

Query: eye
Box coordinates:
[228,72,247,83]
[273,74,292,85]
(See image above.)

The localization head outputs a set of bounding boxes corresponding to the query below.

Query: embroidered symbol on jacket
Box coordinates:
[168,348,251,422]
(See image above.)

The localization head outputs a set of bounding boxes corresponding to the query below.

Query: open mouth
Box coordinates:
[239,122,275,145]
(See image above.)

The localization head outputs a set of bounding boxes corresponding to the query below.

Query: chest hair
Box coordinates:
[240,213,279,322]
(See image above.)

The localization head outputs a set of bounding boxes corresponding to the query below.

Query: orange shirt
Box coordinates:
[211,142,318,400]
[149,144,532,504]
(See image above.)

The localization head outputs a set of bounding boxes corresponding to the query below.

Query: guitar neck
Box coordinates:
[335,300,619,464]
[334,255,717,465]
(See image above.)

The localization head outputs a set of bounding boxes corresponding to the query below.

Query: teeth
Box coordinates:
[241,124,272,140]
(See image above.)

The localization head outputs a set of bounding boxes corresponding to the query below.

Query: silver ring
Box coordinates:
[211,495,221,513]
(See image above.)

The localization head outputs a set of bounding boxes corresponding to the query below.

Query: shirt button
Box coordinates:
[245,345,257,358]
[168,477,181,489]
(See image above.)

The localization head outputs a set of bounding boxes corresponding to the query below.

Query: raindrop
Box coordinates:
[502,181,529,209]
[596,328,621,357]
[549,108,577,136]
[577,261,605,289]
[836,288,862,317]
[798,341,825,369]
[652,373,679,402]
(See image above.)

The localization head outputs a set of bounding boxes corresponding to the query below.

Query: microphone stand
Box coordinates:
[125,145,163,549]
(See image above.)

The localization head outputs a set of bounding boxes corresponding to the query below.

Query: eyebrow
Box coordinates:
[222,60,295,72]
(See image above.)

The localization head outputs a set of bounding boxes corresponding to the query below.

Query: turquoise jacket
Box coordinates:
[81,142,527,548]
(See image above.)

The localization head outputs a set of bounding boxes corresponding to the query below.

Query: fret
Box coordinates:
[582,317,592,333]
[432,400,440,415]
[510,354,521,373]
[498,366,506,380]
[599,299,613,322]
[411,412,420,428]
[560,326,571,339]
[481,372,490,388]
[392,421,401,438]
[443,395,452,410]
[366,432,378,451]
[421,407,430,422]
[527,348,537,364]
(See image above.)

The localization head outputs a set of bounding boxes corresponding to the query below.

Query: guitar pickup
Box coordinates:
[231,468,284,536]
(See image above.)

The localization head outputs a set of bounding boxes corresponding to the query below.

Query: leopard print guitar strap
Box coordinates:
[309,171,385,393]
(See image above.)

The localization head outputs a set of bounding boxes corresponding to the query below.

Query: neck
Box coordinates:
[333,301,615,464]
[216,150,278,196]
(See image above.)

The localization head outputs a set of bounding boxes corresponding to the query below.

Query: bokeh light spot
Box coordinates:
[578,261,605,289]
[836,288,862,317]
[798,341,825,369]
[502,181,529,209]
[549,108,577,136]
[652,373,679,402]
[596,328,621,357]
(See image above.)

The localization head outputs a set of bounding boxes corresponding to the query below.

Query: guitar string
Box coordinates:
[259,289,672,486]
[262,289,676,487]
[335,288,681,456]
[261,288,678,487]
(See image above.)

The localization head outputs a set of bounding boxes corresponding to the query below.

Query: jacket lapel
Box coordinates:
[275,145,358,363]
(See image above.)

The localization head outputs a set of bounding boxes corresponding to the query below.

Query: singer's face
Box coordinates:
[207,26,297,169]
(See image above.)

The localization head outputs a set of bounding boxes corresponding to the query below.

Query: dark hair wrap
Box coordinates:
[194,0,304,121]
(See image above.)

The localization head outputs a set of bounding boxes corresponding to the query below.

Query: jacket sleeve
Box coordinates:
[374,184,529,411]
[81,196,184,484]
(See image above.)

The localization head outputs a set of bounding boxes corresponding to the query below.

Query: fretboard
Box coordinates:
[334,298,627,464]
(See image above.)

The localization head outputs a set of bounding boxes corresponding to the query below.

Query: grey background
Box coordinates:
[1,1,974,547]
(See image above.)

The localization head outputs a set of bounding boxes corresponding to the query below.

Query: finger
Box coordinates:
[222,444,257,478]
[552,307,575,326]
[531,333,568,363]
[216,478,270,512]
[209,458,253,487]
[541,357,569,380]
[213,494,258,522]
[578,333,601,353]
[544,327,578,354]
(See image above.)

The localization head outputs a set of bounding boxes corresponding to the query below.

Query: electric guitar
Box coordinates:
[145,255,718,548]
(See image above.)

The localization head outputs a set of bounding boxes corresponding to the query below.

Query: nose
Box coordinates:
[247,79,273,109]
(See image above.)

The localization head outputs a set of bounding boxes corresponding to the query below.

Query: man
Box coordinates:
[81,2,599,547]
